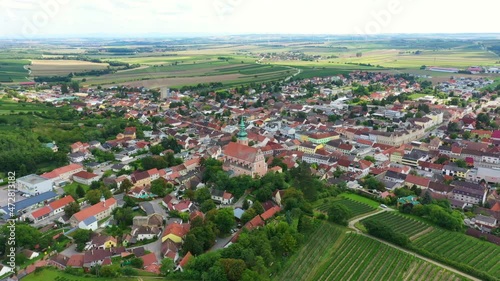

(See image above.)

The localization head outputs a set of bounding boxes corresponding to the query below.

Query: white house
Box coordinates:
[0,265,13,277]
[211,189,234,204]
[78,216,99,231]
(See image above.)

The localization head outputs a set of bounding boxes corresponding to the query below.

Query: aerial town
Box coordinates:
[1,66,500,281]
[0,2,500,280]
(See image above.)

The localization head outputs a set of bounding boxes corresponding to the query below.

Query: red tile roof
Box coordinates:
[49,196,75,210]
[223,191,233,200]
[179,252,192,268]
[491,202,500,212]
[72,198,117,222]
[244,215,265,231]
[73,171,99,180]
[141,252,158,267]
[42,163,83,179]
[260,206,281,221]
[405,174,430,187]
[162,223,190,238]
[31,206,51,219]
[67,254,84,267]
[223,142,260,163]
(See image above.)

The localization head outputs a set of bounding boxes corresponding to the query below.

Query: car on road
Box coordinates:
[380,204,387,209]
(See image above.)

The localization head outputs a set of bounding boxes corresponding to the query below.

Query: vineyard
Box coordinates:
[361,211,430,237]
[275,222,345,281]
[413,229,500,279]
[310,233,469,281]
[316,198,376,217]
[275,222,470,281]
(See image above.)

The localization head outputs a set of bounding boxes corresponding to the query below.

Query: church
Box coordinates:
[223,117,268,177]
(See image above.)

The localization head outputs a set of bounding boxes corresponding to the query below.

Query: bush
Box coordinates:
[362,219,410,247]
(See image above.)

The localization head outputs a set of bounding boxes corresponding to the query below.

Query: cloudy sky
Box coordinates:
[0,0,499,38]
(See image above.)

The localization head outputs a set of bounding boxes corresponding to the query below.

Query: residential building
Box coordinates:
[69,196,117,228]
[451,182,487,205]
[72,171,100,185]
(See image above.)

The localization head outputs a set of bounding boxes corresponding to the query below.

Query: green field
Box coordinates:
[339,193,382,208]
[275,222,470,281]
[316,198,376,217]
[0,59,30,82]
[0,100,58,115]
[22,267,171,281]
[361,211,431,237]
[413,229,500,279]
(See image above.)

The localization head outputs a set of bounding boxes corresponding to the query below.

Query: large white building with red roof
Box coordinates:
[41,163,84,181]
[222,118,267,177]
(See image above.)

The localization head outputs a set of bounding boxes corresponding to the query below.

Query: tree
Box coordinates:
[240,208,256,225]
[201,199,217,213]
[113,207,134,228]
[85,189,102,205]
[279,232,297,256]
[327,203,352,226]
[194,188,212,203]
[75,185,86,198]
[160,258,175,276]
[242,199,250,210]
[363,176,386,192]
[462,130,471,140]
[151,179,169,197]
[73,229,92,251]
[121,266,137,276]
[184,234,204,255]
[252,201,265,215]
[64,202,80,217]
[364,156,376,163]
[61,84,69,94]
[220,258,246,281]
[99,265,119,277]
[421,190,433,205]
[215,208,236,235]
[455,159,467,168]
[120,178,133,193]
[130,257,144,268]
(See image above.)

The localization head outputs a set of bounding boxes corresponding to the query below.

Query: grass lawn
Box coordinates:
[62,182,89,198]
[408,93,429,100]
[23,267,165,281]
[339,193,381,209]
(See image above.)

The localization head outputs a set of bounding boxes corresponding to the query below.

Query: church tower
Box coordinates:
[237,116,249,146]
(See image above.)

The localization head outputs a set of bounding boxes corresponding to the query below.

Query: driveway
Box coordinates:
[128,237,163,261]
[61,244,79,257]
[209,232,237,252]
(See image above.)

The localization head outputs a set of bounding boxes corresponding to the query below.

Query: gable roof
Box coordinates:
[72,198,117,222]
[49,195,75,210]
[179,252,193,268]
[140,252,158,267]
[162,223,190,238]
[260,206,281,221]
[223,142,260,163]
[405,174,430,187]
[73,171,99,180]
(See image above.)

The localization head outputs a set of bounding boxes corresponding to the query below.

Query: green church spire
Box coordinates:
[237,116,248,140]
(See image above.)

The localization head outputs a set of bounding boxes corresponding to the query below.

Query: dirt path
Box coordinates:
[350,210,480,281]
